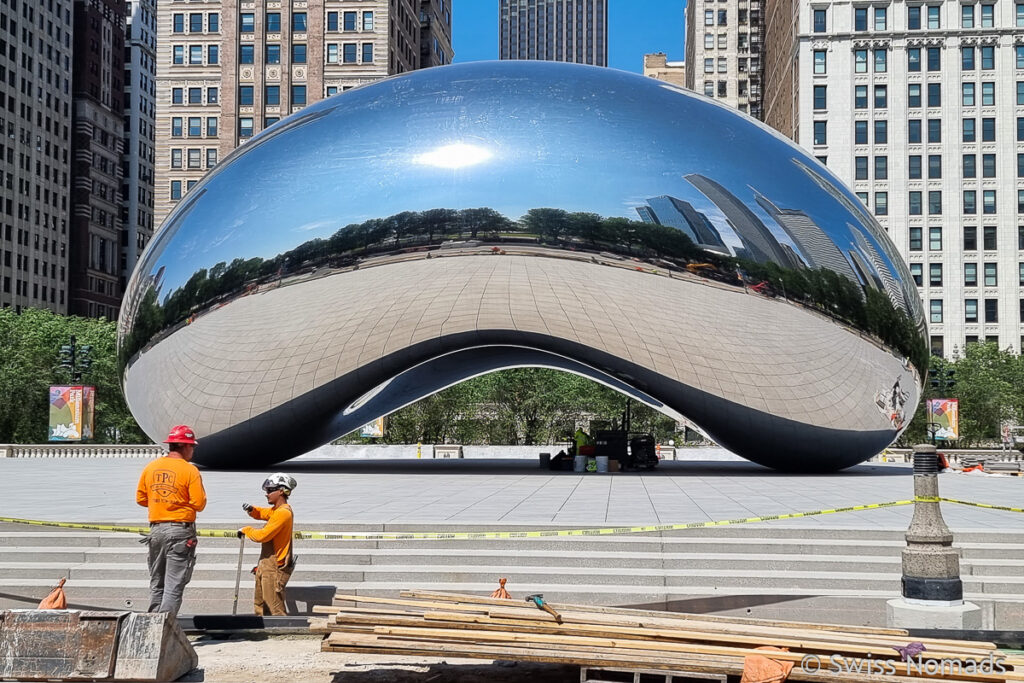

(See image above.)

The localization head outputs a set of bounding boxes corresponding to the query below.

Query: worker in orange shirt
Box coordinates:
[136,425,207,616]
[239,473,297,615]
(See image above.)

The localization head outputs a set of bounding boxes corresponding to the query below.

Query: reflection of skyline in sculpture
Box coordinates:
[636,196,730,255]
[684,174,794,266]
[754,192,858,284]
[850,223,908,315]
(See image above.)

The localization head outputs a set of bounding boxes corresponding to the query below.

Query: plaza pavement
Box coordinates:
[2,450,1020,530]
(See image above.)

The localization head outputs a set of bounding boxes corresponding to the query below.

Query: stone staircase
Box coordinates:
[1,523,1021,629]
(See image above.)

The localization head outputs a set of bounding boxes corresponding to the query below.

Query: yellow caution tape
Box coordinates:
[0,497,1017,541]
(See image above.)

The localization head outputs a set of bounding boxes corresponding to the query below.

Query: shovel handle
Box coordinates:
[231,536,245,615]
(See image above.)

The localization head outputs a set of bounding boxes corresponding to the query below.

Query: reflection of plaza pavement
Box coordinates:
[126,254,915,457]
[1,456,1018,529]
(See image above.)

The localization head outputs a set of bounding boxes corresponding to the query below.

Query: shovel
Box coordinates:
[231,536,245,615]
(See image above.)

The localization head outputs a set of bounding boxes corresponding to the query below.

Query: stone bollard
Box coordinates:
[886,444,982,629]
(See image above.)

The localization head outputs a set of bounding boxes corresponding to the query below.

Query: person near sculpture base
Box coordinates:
[239,473,297,615]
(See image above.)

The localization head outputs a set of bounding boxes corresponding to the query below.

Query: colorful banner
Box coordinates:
[927,398,959,441]
[48,386,95,441]
[359,417,385,438]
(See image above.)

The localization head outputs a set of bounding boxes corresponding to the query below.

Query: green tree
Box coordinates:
[0,308,146,444]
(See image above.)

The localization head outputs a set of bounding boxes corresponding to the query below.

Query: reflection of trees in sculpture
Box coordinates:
[121,205,925,375]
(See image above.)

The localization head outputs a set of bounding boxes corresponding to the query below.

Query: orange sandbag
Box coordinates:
[38,577,68,609]
[740,646,794,683]
[490,577,512,599]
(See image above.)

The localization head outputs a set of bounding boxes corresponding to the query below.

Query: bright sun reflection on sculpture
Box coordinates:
[414,143,493,169]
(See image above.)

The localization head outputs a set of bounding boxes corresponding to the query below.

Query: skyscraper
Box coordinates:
[68,0,127,320]
[684,0,763,116]
[765,0,1024,356]
[499,0,607,66]
[0,0,74,313]
[638,195,729,253]
[685,174,791,264]
[154,0,453,227]
[754,192,857,282]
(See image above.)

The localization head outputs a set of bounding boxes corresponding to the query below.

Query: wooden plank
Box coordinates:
[331,594,490,614]
[369,626,1018,683]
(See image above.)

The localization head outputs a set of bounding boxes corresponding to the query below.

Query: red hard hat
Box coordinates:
[164,425,198,445]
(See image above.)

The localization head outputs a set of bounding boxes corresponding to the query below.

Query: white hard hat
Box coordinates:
[262,472,297,495]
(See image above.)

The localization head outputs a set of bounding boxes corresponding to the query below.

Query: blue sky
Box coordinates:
[452,1,687,72]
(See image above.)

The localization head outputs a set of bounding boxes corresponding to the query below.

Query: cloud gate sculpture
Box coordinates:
[118,61,926,471]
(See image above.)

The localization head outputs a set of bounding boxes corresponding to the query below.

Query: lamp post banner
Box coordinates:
[927,399,959,441]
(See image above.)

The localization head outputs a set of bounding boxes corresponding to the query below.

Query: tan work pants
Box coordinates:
[253,556,292,615]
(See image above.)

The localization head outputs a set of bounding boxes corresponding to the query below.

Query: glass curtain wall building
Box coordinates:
[499,0,607,66]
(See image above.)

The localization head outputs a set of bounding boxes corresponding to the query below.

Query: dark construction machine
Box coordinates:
[592,401,660,471]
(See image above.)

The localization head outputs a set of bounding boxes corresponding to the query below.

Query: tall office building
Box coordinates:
[69,0,126,319]
[0,0,74,313]
[771,0,1024,356]
[499,0,607,66]
[154,0,453,227]
[684,0,763,116]
[122,0,156,289]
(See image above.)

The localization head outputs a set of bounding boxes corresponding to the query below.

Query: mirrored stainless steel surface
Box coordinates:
[118,61,926,471]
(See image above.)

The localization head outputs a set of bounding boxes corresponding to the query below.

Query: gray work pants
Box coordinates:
[145,522,197,616]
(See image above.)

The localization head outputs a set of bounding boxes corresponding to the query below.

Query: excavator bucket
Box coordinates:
[0,610,198,682]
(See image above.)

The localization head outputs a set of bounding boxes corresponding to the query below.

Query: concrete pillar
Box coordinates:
[887,444,982,628]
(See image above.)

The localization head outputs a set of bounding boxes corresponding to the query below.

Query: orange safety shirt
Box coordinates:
[135,456,207,522]
[242,504,294,567]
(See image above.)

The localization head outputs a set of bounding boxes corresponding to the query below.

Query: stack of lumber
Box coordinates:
[311,590,1022,682]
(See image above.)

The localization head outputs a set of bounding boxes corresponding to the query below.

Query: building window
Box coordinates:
[983,225,997,250]
[240,13,255,32]
[908,48,921,72]
[208,45,219,64]
[855,120,868,144]
[363,11,374,30]
[965,299,978,322]
[1019,117,1024,141]
[981,81,994,105]
[813,121,827,145]
[909,155,922,179]
[982,153,996,178]
[962,46,974,70]
[1019,263,1024,286]
[910,263,923,286]
[171,149,182,168]
[928,154,941,179]
[1020,226,1024,249]
[910,225,923,248]
[239,85,254,106]
[962,4,974,27]
[813,8,826,31]
[292,85,307,105]
[208,87,218,104]
[984,299,998,323]
[718,9,728,25]
[209,13,219,32]
[344,43,357,63]
[1018,2,1024,25]
[982,118,995,142]
[239,117,254,138]
[293,12,307,31]
[962,191,978,215]
[187,148,201,169]
[362,43,374,63]
[1018,82,1024,105]
[875,191,888,215]
[874,85,887,108]
[327,44,338,63]
[265,116,280,127]
[207,117,218,136]
[173,46,184,64]
[908,119,922,142]
[929,263,943,286]
[170,180,182,200]
[266,13,281,32]
[240,44,254,64]
[718,57,728,74]
[874,6,887,30]
[189,12,202,32]
[171,117,183,137]
[813,50,826,74]
[983,190,996,214]
[908,83,921,107]
[813,85,827,109]
[265,85,280,105]
[929,192,942,216]
[874,156,888,179]
[930,299,943,323]
[206,149,217,168]
[172,87,183,104]
[854,49,867,73]
[927,83,941,107]
[964,226,978,250]
[266,44,280,64]
[926,47,940,71]
[965,263,978,286]
[345,11,358,30]
[857,191,870,207]
[704,33,714,49]
[855,85,867,108]
[188,117,201,137]
[963,154,976,178]
[1017,46,1024,68]
[931,336,944,356]
[984,262,997,287]
[981,46,994,70]
[927,5,940,28]
[963,118,976,142]
[980,3,994,26]
[188,87,201,104]
[189,45,202,64]
[1019,153,1024,177]
[855,156,869,179]
[874,120,887,144]
[908,5,921,29]
[704,82,714,97]
[929,226,943,250]
[704,58,714,74]
[292,44,307,63]
[962,82,975,106]
[851,6,868,29]
[327,12,338,30]
[928,119,941,143]
[173,13,185,32]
